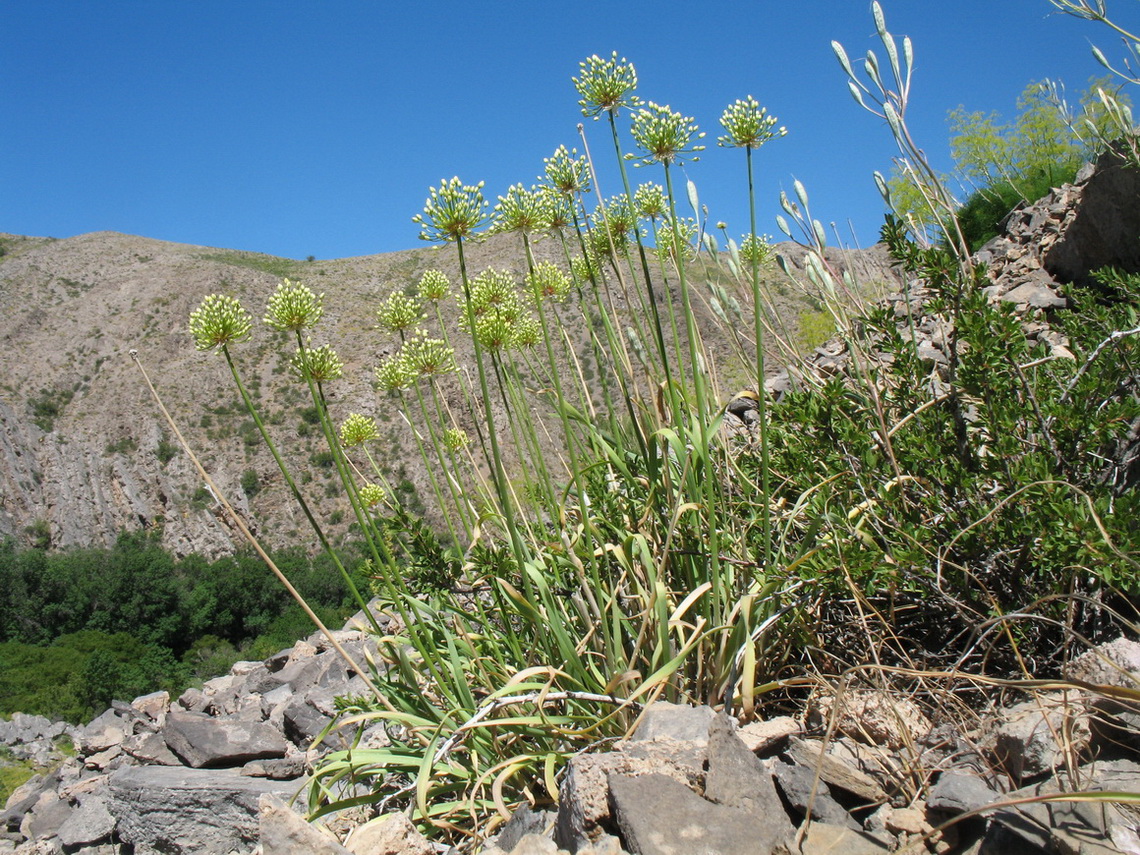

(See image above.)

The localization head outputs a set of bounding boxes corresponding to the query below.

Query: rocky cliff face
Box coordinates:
[0,231,900,557]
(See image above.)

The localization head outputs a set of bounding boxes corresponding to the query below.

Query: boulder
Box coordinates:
[161,710,289,768]
[258,793,352,855]
[109,765,306,855]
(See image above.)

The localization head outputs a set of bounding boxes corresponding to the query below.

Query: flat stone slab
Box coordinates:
[109,766,306,855]
[162,710,289,768]
[609,772,790,855]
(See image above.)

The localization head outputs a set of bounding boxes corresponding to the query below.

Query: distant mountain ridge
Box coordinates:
[0,230,900,557]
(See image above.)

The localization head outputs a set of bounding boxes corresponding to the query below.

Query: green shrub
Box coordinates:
[240,469,260,496]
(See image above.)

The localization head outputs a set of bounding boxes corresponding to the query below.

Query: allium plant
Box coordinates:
[412,177,491,243]
[718,93,785,573]
[264,278,324,332]
[189,295,252,352]
[376,292,424,337]
[416,270,451,304]
[573,52,640,118]
[290,343,343,383]
[493,184,551,235]
[628,102,706,166]
[543,145,591,196]
[340,413,380,447]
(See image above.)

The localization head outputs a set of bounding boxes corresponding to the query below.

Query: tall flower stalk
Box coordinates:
[413,177,528,571]
[719,95,786,568]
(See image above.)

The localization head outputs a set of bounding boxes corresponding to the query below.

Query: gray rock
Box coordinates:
[989,693,1091,782]
[927,769,1004,815]
[609,772,790,855]
[629,703,715,745]
[491,804,556,852]
[554,746,703,850]
[991,758,1140,853]
[162,710,289,768]
[793,822,890,854]
[56,795,115,849]
[121,731,180,766]
[1000,280,1067,309]
[282,699,339,750]
[782,738,887,805]
[258,793,351,855]
[343,811,434,855]
[20,795,72,841]
[77,711,127,756]
[704,716,792,847]
[109,765,306,855]
[1046,144,1140,288]
[771,759,859,829]
[242,756,307,780]
[1064,637,1140,689]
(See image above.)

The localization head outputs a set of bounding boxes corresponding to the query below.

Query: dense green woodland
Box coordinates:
[0,532,370,722]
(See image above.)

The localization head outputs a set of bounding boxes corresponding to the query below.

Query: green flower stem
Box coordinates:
[746,145,773,568]
[455,237,530,577]
[405,383,465,547]
[290,335,399,602]
[606,110,678,416]
[222,345,383,636]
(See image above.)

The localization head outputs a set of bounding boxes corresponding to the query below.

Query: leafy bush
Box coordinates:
[240,468,260,496]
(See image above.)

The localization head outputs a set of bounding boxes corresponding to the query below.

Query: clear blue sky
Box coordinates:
[3,1,1133,259]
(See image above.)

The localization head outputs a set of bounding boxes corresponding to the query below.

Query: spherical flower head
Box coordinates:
[634,182,668,220]
[376,291,424,335]
[375,355,415,392]
[464,268,521,325]
[571,253,600,284]
[265,279,324,332]
[417,269,451,304]
[359,483,387,509]
[189,294,252,351]
[527,261,573,303]
[656,218,698,263]
[443,428,470,452]
[574,52,641,118]
[291,342,343,383]
[412,177,490,243]
[511,315,541,349]
[718,96,786,149]
[400,330,456,377]
[473,311,515,352]
[543,145,591,196]
[740,233,776,266]
[493,184,551,235]
[541,186,575,231]
[629,102,706,166]
[340,413,379,447]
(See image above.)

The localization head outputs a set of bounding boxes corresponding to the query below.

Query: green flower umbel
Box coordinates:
[340,413,380,447]
[189,295,252,351]
[413,177,490,243]
[718,96,786,149]
[265,279,324,332]
[290,343,343,383]
[417,270,451,304]
[574,52,641,118]
[628,102,706,166]
[543,145,591,196]
[359,483,387,509]
[493,184,551,235]
[376,292,424,336]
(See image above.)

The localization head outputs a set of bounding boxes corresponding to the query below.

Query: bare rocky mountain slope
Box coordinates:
[0,230,899,557]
